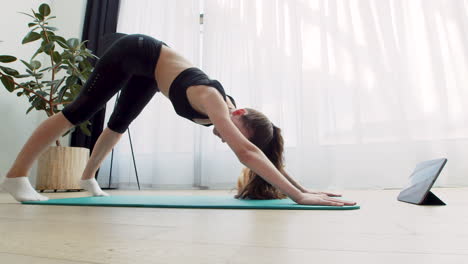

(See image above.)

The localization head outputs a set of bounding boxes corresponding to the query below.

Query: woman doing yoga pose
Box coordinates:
[0,33,355,206]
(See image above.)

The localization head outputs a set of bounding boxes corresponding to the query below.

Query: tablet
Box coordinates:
[397,158,447,205]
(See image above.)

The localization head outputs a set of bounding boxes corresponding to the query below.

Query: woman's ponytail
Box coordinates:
[235,123,287,200]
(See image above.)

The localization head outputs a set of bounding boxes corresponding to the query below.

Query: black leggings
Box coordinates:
[61,34,163,134]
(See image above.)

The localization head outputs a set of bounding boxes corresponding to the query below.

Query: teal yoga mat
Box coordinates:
[22,195,359,210]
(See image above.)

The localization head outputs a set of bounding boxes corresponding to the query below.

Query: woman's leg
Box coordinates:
[78,127,123,196]
[81,128,124,181]
[1,37,137,202]
[6,112,74,178]
[0,112,74,201]
[79,76,159,195]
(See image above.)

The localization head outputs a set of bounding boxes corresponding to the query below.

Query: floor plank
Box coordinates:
[0,252,96,264]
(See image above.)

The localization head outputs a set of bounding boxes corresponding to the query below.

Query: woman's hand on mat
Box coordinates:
[295,193,356,206]
[303,189,342,197]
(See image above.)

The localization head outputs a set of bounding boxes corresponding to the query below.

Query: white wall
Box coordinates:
[0,0,87,186]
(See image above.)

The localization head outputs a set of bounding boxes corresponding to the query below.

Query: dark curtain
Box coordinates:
[70,0,121,178]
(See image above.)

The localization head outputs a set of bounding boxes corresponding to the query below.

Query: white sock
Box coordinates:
[0,176,49,202]
[80,178,109,197]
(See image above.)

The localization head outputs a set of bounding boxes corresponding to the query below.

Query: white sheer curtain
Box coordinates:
[97,0,468,190]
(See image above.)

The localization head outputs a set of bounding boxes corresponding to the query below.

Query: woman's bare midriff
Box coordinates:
[154,45,193,98]
[154,46,210,124]
[154,45,232,125]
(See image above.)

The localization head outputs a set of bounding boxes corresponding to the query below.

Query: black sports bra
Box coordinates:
[168,67,237,127]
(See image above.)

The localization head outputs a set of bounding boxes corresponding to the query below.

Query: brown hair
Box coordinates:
[234,108,287,200]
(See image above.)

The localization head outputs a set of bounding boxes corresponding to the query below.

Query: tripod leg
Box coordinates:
[108,148,114,188]
[128,128,140,190]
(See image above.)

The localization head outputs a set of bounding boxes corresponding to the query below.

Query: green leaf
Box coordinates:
[43,79,61,87]
[33,10,44,21]
[28,22,37,28]
[76,72,87,84]
[75,55,84,62]
[53,36,69,49]
[45,15,56,20]
[44,30,55,37]
[21,88,31,96]
[57,84,69,103]
[70,83,81,95]
[30,60,41,70]
[1,75,15,92]
[39,67,52,73]
[31,46,44,60]
[22,31,41,44]
[39,31,53,41]
[32,96,43,109]
[53,76,66,93]
[40,31,52,38]
[79,59,92,70]
[14,74,31,78]
[62,52,73,60]
[82,71,91,80]
[39,4,51,16]
[65,76,78,87]
[78,41,87,51]
[17,91,23,96]
[26,105,35,114]
[55,40,69,49]
[20,60,34,71]
[36,90,48,98]
[26,81,39,90]
[44,26,57,31]
[52,51,61,64]
[52,35,66,42]
[79,122,91,136]
[18,12,35,19]
[44,43,55,55]
[66,38,79,49]
[0,66,20,76]
[0,55,17,63]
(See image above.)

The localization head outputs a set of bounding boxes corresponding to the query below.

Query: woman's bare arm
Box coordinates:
[199,89,355,206]
[279,168,307,192]
[200,89,304,202]
[280,168,342,197]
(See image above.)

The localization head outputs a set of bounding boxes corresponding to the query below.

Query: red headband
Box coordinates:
[232,109,247,116]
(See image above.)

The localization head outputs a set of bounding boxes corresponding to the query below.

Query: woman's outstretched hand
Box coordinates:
[295,193,357,206]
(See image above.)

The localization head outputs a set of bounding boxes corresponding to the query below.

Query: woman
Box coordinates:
[1,33,355,206]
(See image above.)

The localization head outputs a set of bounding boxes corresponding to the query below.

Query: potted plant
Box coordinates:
[0,4,96,191]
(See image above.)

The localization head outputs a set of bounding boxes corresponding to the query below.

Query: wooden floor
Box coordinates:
[0,188,467,264]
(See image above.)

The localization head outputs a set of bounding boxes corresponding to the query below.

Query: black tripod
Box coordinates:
[103,91,141,190]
